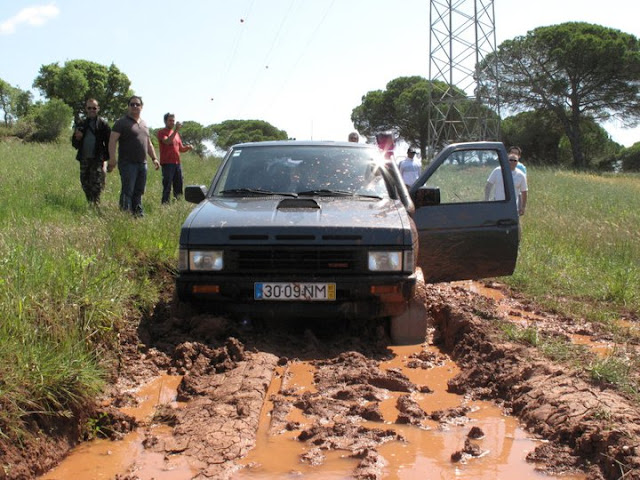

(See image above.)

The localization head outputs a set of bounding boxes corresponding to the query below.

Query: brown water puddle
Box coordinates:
[233,346,585,480]
[40,375,194,480]
[38,348,586,480]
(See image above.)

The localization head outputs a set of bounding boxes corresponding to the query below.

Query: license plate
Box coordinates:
[254,282,336,301]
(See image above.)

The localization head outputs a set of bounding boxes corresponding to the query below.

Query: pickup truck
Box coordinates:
[177,141,519,344]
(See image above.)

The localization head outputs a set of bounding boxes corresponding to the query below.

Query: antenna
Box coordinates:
[428,0,501,157]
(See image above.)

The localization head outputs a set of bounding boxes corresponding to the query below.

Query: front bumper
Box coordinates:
[176,272,417,320]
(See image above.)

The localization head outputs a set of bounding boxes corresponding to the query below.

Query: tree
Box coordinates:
[501,110,564,165]
[179,121,213,157]
[0,78,32,126]
[619,142,640,171]
[29,99,73,142]
[351,76,471,159]
[557,117,622,168]
[210,120,288,150]
[33,60,133,123]
[482,22,640,169]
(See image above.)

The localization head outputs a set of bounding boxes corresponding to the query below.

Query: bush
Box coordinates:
[29,99,73,142]
[620,142,640,172]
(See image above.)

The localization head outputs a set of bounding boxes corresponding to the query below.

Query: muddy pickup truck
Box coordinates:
[177,141,519,343]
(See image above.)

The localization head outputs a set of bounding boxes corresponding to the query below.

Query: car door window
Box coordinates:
[413,144,519,283]
[423,150,505,204]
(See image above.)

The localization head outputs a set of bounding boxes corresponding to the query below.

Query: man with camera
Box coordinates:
[71,98,111,204]
[157,113,193,204]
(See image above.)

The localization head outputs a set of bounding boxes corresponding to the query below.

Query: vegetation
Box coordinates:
[33,60,133,124]
[482,22,640,169]
[210,119,288,150]
[0,140,220,443]
[351,76,483,158]
[500,167,640,396]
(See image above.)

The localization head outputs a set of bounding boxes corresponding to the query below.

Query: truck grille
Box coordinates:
[227,248,364,273]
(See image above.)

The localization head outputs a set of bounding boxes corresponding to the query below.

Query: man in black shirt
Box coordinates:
[71,98,111,204]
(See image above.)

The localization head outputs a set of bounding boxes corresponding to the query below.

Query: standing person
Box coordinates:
[157,113,193,204]
[107,96,159,217]
[348,131,359,143]
[508,145,527,175]
[71,98,111,204]
[398,147,421,188]
[485,151,528,216]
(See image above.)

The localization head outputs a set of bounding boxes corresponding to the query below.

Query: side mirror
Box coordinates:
[414,186,441,207]
[184,185,207,204]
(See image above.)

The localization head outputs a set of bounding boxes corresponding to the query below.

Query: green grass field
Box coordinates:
[0,140,638,441]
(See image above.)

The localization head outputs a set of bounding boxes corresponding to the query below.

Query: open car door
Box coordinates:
[410,142,520,283]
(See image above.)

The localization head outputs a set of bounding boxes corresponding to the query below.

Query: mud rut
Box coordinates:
[7,281,640,480]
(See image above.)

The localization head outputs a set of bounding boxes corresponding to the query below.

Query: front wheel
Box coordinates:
[389,268,428,345]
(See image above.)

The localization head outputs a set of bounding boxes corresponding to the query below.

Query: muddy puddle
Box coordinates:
[39,376,195,480]
[232,345,584,480]
[39,344,585,480]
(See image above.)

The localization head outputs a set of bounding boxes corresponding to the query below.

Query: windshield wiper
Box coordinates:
[220,188,297,197]
[298,189,353,197]
[298,189,382,200]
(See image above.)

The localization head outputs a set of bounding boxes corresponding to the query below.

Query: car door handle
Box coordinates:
[497,218,518,226]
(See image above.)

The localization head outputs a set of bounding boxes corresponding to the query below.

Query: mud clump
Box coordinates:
[395,394,428,425]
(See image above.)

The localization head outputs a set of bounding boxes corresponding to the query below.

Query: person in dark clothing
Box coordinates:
[71,98,111,204]
[107,96,159,217]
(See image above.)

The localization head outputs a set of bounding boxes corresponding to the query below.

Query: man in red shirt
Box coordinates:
[157,113,193,204]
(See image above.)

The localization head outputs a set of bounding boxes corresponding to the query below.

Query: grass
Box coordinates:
[0,140,638,442]
[0,140,220,443]
[507,168,640,322]
[497,168,640,396]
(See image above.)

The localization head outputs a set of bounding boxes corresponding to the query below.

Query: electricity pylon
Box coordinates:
[428,0,501,156]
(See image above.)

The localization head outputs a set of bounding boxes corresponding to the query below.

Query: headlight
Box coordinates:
[368,251,402,272]
[188,250,224,271]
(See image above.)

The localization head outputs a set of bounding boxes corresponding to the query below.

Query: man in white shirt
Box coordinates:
[398,148,421,188]
[485,152,528,216]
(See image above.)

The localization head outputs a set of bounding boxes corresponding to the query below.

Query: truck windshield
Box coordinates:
[213,146,390,198]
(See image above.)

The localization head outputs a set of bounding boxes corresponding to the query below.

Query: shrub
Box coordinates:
[619,142,640,172]
[29,99,73,142]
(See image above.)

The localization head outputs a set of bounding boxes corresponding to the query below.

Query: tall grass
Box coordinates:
[508,168,640,325]
[0,140,219,441]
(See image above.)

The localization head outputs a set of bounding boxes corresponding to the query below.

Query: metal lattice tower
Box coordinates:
[428,0,501,155]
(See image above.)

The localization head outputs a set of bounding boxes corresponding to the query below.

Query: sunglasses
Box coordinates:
[509,158,518,162]
[129,102,142,107]
[86,107,98,110]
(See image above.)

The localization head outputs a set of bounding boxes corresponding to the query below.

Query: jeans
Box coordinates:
[161,163,183,203]
[118,161,147,216]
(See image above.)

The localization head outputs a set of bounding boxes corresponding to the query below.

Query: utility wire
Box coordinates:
[260,0,337,118]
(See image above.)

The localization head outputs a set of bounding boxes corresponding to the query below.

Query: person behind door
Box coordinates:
[485,150,528,216]
[508,145,527,176]
[157,113,193,204]
[107,96,159,217]
[398,147,421,189]
[71,98,111,204]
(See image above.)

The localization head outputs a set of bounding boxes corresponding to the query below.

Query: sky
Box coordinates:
[1,0,639,147]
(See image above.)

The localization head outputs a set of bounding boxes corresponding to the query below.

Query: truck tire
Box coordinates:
[389,268,428,345]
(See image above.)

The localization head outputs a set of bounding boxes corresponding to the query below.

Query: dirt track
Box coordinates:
[3,280,640,480]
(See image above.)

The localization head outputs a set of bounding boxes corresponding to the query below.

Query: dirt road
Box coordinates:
[4,281,640,480]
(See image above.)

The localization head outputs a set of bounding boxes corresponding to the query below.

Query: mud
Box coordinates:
[2,280,640,480]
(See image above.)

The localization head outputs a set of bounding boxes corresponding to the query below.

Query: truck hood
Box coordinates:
[180,196,410,246]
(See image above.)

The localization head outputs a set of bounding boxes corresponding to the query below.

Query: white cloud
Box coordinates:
[0,4,60,35]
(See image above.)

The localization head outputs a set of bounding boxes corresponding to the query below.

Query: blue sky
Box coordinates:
[1,0,639,146]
